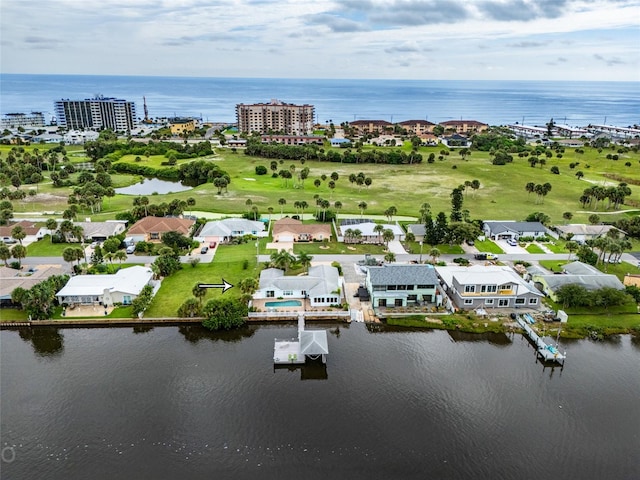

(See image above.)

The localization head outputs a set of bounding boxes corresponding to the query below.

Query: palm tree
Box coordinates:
[429,247,441,264]
[353,229,362,244]
[278,198,286,216]
[270,249,296,271]
[192,283,207,306]
[11,244,27,268]
[334,201,342,220]
[565,241,579,260]
[238,277,258,296]
[297,251,313,273]
[373,224,384,244]
[11,225,26,246]
[358,201,367,219]
[300,201,308,221]
[245,198,253,216]
[384,252,396,263]
[114,250,127,270]
[344,228,354,244]
[45,218,58,242]
[382,229,395,249]
[0,242,11,265]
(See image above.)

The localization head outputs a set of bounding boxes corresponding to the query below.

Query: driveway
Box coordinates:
[387,240,407,254]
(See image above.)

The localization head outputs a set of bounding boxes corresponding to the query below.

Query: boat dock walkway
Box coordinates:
[516,315,566,364]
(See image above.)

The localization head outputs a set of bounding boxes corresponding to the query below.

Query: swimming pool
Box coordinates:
[265,300,302,307]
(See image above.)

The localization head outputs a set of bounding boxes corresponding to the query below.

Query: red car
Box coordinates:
[209,241,217,248]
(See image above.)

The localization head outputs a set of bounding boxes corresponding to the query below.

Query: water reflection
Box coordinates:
[132,325,155,334]
[274,359,328,381]
[178,324,256,343]
[447,330,512,346]
[115,177,193,195]
[18,327,64,357]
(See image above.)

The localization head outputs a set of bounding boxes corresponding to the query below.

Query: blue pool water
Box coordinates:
[265,300,302,307]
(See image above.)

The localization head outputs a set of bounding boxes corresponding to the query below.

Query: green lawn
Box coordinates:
[539,259,570,272]
[0,308,29,321]
[525,243,546,254]
[144,243,260,318]
[544,241,568,254]
[474,239,503,254]
[291,241,386,255]
[27,237,76,257]
[8,144,640,226]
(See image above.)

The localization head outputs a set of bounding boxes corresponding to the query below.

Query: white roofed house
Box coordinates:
[482,221,547,240]
[74,220,128,242]
[254,264,342,309]
[198,218,266,244]
[436,265,544,311]
[56,266,154,307]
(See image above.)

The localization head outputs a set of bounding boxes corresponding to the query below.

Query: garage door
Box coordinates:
[279,235,294,242]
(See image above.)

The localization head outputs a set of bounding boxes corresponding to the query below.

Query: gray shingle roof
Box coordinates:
[484,221,546,235]
[368,264,438,286]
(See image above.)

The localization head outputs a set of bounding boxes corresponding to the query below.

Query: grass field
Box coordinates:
[144,242,260,317]
[5,143,640,226]
[525,243,546,254]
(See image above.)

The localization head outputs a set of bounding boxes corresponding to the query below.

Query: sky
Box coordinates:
[1,0,639,81]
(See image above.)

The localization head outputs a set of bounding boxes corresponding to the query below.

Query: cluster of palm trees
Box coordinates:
[269,249,313,273]
[579,184,632,211]
[343,226,396,249]
[525,182,552,204]
[0,224,28,267]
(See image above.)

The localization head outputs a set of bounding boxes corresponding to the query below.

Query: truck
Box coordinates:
[474,253,498,261]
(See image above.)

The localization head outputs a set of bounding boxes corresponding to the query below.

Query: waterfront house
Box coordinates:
[254,264,341,308]
[365,264,441,309]
[56,266,154,307]
[482,221,547,241]
[198,218,266,244]
[436,265,544,311]
[127,216,195,243]
[0,265,65,307]
[529,261,624,302]
[272,217,331,243]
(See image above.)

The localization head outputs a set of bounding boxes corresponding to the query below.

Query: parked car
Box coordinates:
[1,237,17,244]
[126,245,135,254]
[507,239,518,247]
[200,246,209,254]
[209,241,217,249]
[474,253,498,261]
[465,239,475,246]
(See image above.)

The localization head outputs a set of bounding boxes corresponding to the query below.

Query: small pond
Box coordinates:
[115,178,193,195]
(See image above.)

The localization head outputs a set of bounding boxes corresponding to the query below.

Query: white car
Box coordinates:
[507,239,518,247]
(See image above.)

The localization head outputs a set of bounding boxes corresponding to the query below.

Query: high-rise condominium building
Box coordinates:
[236,99,315,135]
[1,112,46,129]
[54,96,137,131]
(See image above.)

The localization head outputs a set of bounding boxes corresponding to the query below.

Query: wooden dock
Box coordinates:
[516,315,566,364]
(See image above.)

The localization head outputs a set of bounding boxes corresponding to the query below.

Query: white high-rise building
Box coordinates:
[54,95,137,131]
[236,99,315,135]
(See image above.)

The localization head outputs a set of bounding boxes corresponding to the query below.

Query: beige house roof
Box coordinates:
[272,217,331,238]
[623,274,640,287]
[0,220,41,237]
[128,216,195,236]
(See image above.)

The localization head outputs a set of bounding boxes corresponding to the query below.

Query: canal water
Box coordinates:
[1,324,639,480]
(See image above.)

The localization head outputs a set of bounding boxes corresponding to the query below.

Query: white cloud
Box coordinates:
[0,0,638,80]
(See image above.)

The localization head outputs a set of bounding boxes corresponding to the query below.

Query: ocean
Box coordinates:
[1,74,638,128]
